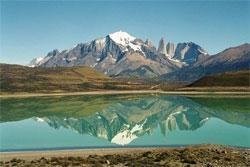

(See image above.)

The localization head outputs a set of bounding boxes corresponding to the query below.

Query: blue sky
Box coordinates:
[1,1,249,65]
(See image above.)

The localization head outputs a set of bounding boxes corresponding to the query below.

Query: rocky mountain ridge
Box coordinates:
[29,31,208,78]
[28,31,249,83]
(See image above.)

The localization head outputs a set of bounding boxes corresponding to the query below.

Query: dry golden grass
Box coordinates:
[0,64,155,93]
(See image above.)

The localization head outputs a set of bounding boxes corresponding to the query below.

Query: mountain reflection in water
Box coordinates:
[1,95,250,146]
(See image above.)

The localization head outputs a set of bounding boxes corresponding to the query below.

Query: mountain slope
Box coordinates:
[193,43,250,72]
[113,65,158,78]
[161,43,250,83]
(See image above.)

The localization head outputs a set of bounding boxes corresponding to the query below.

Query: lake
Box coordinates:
[0,94,249,151]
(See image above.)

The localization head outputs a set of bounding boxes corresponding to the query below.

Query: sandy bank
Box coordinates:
[1,90,250,98]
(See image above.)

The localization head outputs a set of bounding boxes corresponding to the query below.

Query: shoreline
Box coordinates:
[1,147,170,161]
[1,90,250,98]
[0,145,249,166]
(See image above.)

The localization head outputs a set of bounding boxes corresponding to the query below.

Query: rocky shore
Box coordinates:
[0,145,249,167]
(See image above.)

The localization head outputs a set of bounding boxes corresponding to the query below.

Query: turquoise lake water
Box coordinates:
[0,94,249,151]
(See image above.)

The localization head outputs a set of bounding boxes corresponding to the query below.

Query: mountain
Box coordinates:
[28,50,60,67]
[161,43,250,83]
[157,39,209,64]
[172,42,209,64]
[157,38,167,55]
[166,42,175,58]
[193,43,250,72]
[28,31,249,83]
[29,31,208,78]
[189,70,250,87]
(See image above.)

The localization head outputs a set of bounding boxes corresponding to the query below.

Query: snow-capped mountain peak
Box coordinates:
[28,31,210,78]
[108,31,143,52]
[108,31,136,46]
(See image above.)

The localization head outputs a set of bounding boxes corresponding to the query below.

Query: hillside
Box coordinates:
[0,64,158,93]
[189,70,250,87]
[0,64,109,93]
[1,63,249,94]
